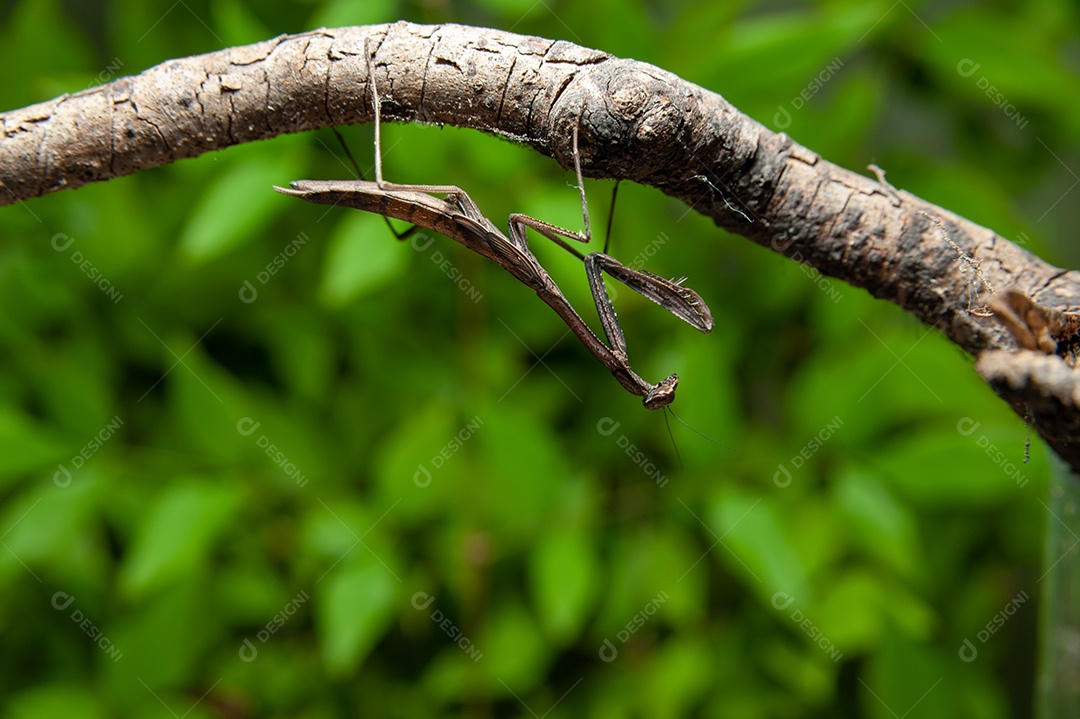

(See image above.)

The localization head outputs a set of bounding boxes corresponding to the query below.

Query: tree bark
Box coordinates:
[2,21,1078,468]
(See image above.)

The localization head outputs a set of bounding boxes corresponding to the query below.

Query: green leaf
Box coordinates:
[166,338,255,464]
[643,638,716,717]
[863,629,973,719]
[265,310,334,401]
[479,604,549,693]
[0,478,101,580]
[310,0,400,27]
[699,6,882,116]
[479,404,567,541]
[760,635,836,704]
[25,338,114,437]
[0,407,67,487]
[815,569,885,653]
[708,490,810,604]
[120,481,241,598]
[210,0,272,47]
[529,529,600,642]
[0,0,93,109]
[318,561,398,675]
[928,10,1080,114]
[105,581,215,690]
[179,145,304,263]
[5,684,107,719]
[877,423,1033,505]
[319,212,407,306]
[373,400,461,522]
[835,469,920,577]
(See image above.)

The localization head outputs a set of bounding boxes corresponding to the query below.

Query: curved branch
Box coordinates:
[977,350,1080,470]
[2,21,1078,468]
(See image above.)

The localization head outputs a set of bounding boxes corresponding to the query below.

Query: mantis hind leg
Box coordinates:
[328,127,424,241]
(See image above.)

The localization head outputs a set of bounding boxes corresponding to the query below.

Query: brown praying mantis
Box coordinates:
[274,44,713,409]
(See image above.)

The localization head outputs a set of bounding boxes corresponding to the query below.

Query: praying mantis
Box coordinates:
[274,43,713,409]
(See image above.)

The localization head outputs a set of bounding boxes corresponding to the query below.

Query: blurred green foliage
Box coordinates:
[1,0,1076,716]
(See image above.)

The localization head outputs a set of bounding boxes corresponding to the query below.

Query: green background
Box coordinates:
[1,0,1075,716]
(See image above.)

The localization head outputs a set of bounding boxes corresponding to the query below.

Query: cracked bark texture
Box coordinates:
[2,21,1079,469]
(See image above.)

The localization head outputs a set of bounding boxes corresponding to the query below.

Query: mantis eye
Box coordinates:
[643,374,679,410]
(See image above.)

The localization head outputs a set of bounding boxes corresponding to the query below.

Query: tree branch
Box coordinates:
[3,21,1078,468]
